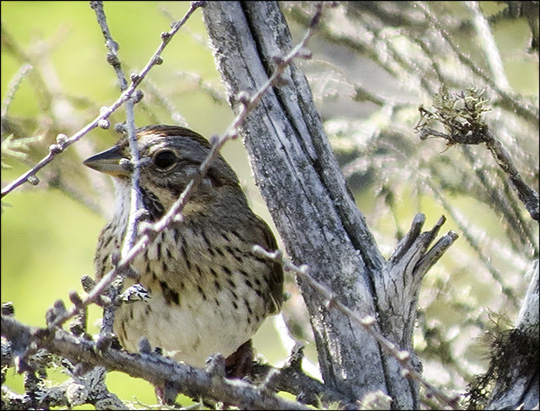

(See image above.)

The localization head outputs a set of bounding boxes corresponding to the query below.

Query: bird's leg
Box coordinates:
[225,339,254,378]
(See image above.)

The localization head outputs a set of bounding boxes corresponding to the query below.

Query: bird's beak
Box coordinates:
[84,145,130,177]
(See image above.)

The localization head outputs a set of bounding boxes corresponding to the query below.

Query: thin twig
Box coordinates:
[1,315,310,410]
[420,127,539,223]
[460,145,537,252]
[0,1,205,199]
[91,0,147,256]
[483,131,539,222]
[1,63,33,136]
[379,137,525,306]
[463,1,510,91]
[0,26,54,116]
[46,1,326,335]
[90,0,142,337]
[253,246,461,410]
[416,1,539,124]
[424,175,521,307]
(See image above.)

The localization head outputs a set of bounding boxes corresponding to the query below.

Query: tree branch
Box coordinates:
[0,1,205,199]
[203,3,459,409]
[1,315,310,410]
[253,245,460,409]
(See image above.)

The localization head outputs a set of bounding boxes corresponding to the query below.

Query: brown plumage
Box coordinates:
[85,125,283,378]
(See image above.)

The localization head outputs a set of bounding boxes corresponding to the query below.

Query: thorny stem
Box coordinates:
[90,1,141,255]
[91,0,139,337]
[47,1,326,335]
[253,246,461,410]
[1,315,310,410]
[0,1,205,199]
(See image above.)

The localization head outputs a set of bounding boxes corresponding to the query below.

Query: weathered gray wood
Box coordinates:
[203,2,457,408]
[203,0,389,402]
[486,260,539,410]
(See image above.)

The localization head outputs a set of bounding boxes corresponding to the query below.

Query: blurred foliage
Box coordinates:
[1,1,260,408]
[282,1,538,405]
[1,1,538,409]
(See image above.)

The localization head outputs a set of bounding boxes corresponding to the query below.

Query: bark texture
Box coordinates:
[486,260,539,410]
[203,2,458,408]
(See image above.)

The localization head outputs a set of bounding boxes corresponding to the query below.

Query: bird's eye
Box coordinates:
[153,150,177,170]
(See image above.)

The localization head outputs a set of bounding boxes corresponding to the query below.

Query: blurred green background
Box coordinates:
[2,1,538,409]
[1,2,289,407]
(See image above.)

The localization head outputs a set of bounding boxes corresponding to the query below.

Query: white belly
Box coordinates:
[115,279,262,367]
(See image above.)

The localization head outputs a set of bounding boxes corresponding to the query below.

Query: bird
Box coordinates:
[84,124,283,382]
